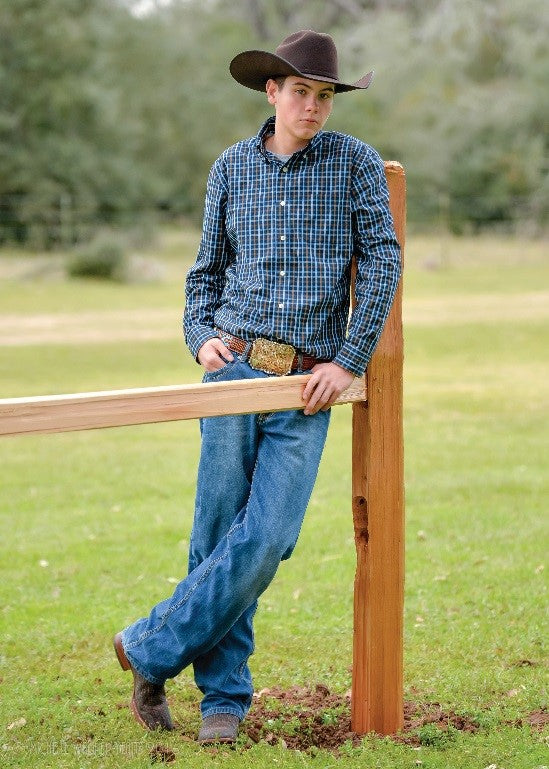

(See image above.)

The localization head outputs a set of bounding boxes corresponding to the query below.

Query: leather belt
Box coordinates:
[219,331,321,372]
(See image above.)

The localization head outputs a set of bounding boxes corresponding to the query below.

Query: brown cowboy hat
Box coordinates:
[230,30,373,93]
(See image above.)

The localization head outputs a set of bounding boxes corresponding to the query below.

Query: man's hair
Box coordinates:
[274,76,287,89]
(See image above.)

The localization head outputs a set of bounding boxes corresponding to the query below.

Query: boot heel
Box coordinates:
[113,633,131,671]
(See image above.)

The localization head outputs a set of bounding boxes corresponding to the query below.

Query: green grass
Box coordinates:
[0,233,547,767]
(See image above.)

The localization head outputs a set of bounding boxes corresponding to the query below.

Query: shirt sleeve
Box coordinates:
[183,157,235,359]
[332,146,402,376]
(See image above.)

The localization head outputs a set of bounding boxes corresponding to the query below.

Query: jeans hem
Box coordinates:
[120,630,165,686]
[201,706,244,721]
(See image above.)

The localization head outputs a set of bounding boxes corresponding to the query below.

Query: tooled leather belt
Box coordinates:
[219,331,322,372]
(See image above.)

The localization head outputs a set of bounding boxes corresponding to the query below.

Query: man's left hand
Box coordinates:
[302,362,355,416]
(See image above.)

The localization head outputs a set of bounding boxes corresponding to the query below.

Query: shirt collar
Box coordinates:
[255,116,324,164]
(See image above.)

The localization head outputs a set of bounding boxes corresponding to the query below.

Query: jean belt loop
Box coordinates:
[298,352,304,373]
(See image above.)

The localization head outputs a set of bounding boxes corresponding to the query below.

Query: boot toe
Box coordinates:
[131,694,174,731]
[198,713,239,744]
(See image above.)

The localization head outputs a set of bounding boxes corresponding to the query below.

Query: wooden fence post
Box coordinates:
[351,162,405,735]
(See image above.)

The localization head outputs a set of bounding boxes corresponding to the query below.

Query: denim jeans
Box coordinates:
[121,356,330,721]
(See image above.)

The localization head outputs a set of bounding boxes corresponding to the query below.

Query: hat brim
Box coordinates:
[229,50,373,93]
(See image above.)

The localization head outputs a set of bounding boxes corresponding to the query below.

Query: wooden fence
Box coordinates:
[0,162,405,736]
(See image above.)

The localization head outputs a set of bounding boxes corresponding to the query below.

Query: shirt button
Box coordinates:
[278,303,284,309]
[280,200,286,206]
[280,270,285,276]
[282,167,289,173]
[280,235,286,241]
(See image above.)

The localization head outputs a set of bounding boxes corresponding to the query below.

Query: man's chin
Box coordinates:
[296,125,320,139]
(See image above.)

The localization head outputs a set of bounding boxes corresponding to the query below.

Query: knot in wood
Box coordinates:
[352,496,369,543]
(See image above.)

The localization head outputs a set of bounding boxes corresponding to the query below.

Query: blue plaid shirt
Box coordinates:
[184,117,401,376]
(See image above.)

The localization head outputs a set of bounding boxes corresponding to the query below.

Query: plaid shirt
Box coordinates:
[184,117,401,376]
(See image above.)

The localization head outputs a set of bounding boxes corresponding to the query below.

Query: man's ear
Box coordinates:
[266,78,278,106]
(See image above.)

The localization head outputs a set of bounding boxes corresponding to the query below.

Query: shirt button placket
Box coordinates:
[278,172,288,314]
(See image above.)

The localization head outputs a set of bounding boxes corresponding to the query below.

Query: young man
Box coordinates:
[114,30,401,744]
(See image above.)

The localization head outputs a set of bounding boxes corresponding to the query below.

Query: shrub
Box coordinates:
[67,238,128,281]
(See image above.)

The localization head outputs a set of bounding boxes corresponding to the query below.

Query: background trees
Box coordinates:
[1,0,547,245]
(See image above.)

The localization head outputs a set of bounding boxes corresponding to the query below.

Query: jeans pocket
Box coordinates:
[202,359,235,383]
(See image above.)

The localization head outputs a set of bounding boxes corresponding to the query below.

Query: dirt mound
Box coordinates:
[241,684,483,754]
[512,708,548,731]
[150,744,176,763]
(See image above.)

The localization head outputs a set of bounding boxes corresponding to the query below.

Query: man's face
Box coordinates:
[266,75,335,152]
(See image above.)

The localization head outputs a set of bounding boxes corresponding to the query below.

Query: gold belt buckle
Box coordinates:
[249,337,295,376]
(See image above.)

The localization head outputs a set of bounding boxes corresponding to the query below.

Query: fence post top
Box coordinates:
[384,161,405,176]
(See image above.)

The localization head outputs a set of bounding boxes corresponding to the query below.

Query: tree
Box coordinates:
[1,0,546,243]
[0,0,162,245]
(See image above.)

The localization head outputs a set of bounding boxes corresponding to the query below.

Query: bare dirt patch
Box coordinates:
[150,744,177,763]
[0,309,180,346]
[240,685,484,754]
[1,291,547,347]
[511,707,549,731]
[403,291,549,326]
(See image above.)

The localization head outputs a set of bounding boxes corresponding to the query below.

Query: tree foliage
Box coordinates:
[0,0,547,245]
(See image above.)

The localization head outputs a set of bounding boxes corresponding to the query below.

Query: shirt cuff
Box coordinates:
[333,341,372,378]
[185,325,218,361]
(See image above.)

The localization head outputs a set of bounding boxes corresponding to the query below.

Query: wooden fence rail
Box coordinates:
[0,162,405,737]
[0,375,366,437]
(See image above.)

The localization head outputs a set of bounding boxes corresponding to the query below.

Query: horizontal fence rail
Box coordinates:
[0,375,366,437]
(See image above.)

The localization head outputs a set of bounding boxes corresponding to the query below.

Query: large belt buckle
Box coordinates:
[249,337,295,376]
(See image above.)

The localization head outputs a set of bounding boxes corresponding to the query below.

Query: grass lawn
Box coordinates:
[0,231,547,768]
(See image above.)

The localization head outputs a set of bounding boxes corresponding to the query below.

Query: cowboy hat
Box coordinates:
[230,30,373,93]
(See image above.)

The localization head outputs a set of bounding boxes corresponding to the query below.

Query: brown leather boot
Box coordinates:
[198,713,240,744]
[113,632,174,731]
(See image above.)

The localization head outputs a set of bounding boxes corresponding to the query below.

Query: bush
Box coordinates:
[67,238,128,281]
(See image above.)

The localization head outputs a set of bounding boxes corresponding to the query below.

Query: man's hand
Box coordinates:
[197,337,234,372]
[302,362,355,416]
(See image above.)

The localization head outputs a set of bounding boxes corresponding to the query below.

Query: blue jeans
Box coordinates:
[121,357,330,721]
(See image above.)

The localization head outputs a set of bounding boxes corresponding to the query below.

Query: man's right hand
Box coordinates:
[197,337,234,372]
